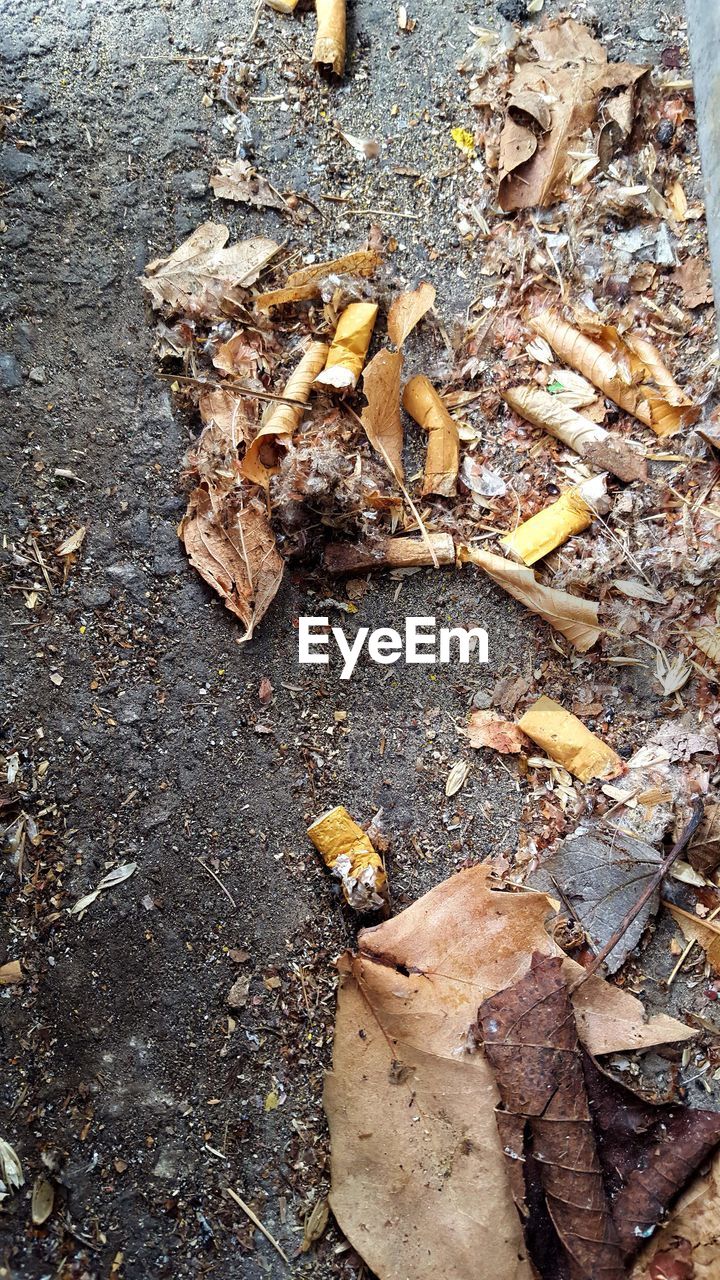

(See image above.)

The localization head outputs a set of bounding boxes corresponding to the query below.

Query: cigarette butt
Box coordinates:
[503,386,646,485]
[518,696,624,783]
[241,342,328,487]
[315,302,378,390]
[307,805,386,911]
[402,375,459,497]
[313,0,346,76]
[500,475,607,566]
[324,532,455,575]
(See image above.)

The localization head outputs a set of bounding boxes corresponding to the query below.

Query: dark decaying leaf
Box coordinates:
[178,487,284,640]
[531,825,664,973]
[479,953,625,1280]
[687,804,720,877]
[479,954,720,1280]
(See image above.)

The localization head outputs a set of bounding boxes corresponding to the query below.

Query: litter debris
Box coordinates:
[459,544,601,651]
[500,473,608,565]
[0,960,23,985]
[324,532,455,574]
[254,248,382,310]
[530,309,700,436]
[307,805,386,911]
[403,375,459,496]
[518,696,623,782]
[313,0,346,77]
[241,342,328,486]
[503,385,647,484]
[315,302,378,390]
[31,1176,55,1226]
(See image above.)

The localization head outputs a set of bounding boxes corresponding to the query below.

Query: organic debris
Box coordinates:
[479,953,720,1278]
[324,867,694,1280]
[210,159,289,211]
[465,709,528,754]
[497,20,647,211]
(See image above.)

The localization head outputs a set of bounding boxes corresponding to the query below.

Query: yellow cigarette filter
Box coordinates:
[518,695,623,783]
[241,341,328,487]
[402,374,459,497]
[315,302,378,390]
[501,474,607,566]
[307,805,386,911]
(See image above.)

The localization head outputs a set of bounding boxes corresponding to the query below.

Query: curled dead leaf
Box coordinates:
[179,488,284,641]
[143,222,279,318]
[387,282,436,347]
[360,348,404,482]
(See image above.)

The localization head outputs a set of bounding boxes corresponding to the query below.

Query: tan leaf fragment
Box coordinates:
[466,710,528,754]
[316,302,378,390]
[300,1198,330,1252]
[503,385,647,483]
[0,960,23,985]
[387,282,436,347]
[359,348,404,482]
[518,694,624,782]
[313,0,346,76]
[241,342,329,487]
[664,901,720,972]
[403,374,458,496]
[530,310,699,437]
[324,866,693,1280]
[498,20,646,210]
[254,248,382,311]
[143,222,279,317]
[210,159,288,211]
[55,527,87,558]
[178,488,284,641]
[458,543,601,652]
[694,624,720,666]
[31,1176,55,1225]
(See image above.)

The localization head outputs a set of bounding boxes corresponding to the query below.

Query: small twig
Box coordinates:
[159,372,307,409]
[195,858,237,909]
[225,1187,290,1265]
[571,799,705,988]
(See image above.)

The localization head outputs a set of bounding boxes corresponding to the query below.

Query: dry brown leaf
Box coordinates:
[241,342,328,487]
[403,374,459,497]
[664,901,720,971]
[458,543,601,652]
[673,256,714,310]
[143,222,279,318]
[360,348,404,482]
[313,0,346,75]
[178,487,284,640]
[324,866,693,1280]
[688,804,720,877]
[55,526,87,558]
[631,1150,720,1280]
[518,694,623,782]
[499,20,646,210]
[210,159,288,211]
[503,385,647,483]
[530,310,699,437]
[198,387,250,446]
[387,282,436,347]
[254,248,382,311]
[466,709,528,754]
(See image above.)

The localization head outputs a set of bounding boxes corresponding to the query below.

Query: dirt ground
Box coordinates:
[0,0,706,1276]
